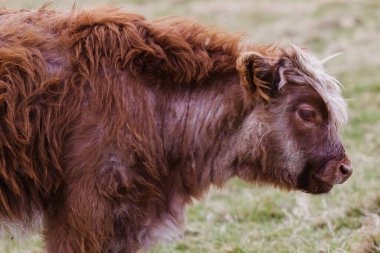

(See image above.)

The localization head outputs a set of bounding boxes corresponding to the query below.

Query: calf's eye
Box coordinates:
[298,105,317,123]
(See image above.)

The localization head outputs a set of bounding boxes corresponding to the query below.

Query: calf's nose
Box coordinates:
[338,161,352,183]
[340,164,352,176]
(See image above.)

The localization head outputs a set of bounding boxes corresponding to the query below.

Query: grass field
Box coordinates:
[0,0,379,252]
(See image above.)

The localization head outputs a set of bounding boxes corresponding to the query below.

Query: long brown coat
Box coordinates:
[0,7,351,253]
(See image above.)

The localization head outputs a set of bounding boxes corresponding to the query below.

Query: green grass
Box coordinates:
[1,0,380,252]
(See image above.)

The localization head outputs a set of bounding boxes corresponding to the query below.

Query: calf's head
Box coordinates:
[235,46,352,194]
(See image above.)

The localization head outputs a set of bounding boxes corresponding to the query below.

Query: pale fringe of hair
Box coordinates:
[289,45,348,129]
[238,43,348,129]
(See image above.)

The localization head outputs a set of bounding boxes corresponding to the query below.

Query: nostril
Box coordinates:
[340,164,352,176]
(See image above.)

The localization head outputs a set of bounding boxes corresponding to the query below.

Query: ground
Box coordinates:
[0,0,379,252]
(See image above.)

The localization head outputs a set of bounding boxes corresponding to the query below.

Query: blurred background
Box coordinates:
[0,0,379,252]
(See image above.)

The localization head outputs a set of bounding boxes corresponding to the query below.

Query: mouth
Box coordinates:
[297,165,335,194]
[297,154,352,195]
[309,173,334,194]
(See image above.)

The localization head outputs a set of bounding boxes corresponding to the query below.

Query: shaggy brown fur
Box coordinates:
[0,6,351,253]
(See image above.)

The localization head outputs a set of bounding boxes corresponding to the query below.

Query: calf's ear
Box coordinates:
[236,52,282,102]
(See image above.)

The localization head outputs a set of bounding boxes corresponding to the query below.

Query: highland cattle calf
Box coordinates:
[0,7,352,253]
